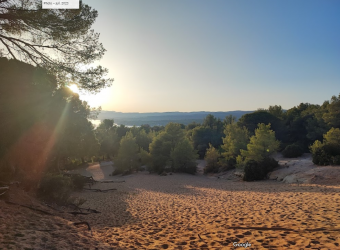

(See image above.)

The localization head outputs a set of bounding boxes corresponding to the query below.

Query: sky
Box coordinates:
[80,0,340,113]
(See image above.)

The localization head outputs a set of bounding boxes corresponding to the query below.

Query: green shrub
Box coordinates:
[68,174,88,191]
[112,168,124,175]
[243,157,278,182]
[243,160,263,181]
[310,128,340,166]
[180,162,197,175]
[197,144,208,159]
[204,144,220,174]
[312,144,340,165]
[312,147,330,165]
[323,143,340,156]
[204,163,219,174]
[332,155,340,165]
[219,157,237,171]
[91,156,101,162]
[282,144,304,158]
[261,157,279,172]
[37,174,73,204]
[37,173,88,204]
[205,157,236,173]
[122,169,133,176]
[171,139,198,174]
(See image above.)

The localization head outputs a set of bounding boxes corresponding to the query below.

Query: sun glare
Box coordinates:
[68,84,79,93]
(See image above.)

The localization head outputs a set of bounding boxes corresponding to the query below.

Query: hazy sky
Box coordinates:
[80,0,340,112]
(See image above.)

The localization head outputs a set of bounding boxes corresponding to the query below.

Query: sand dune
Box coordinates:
[75,171,340,249]
[1,161,340,249]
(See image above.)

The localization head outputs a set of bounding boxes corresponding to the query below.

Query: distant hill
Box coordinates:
[96,111,254,126]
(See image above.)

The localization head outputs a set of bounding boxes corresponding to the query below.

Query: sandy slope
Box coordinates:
[74,163,340,249]
[270,153,340,185]
[1,160,340,249]
[0,185,111,250]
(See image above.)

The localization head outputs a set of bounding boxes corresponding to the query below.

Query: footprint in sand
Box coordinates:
[287,240,296,245]
[161,243,169,249]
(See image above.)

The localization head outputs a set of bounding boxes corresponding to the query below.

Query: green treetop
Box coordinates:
[240,123,280,162]
[221,123,249,159]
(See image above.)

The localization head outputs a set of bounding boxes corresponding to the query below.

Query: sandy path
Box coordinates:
[69,161,114,181]
[73,169,340,249]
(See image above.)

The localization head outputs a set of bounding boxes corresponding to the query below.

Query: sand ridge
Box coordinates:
[75,171,340,249]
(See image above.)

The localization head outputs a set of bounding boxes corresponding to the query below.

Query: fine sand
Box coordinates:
[1,161,340,249]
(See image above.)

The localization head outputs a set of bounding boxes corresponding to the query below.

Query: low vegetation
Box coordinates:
[282,144,304,158]
[310,128,340,165]
[37,174,88,205]
[243,157,279,181]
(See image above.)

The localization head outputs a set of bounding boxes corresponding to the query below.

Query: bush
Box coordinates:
[282,144,304,158]
[333,155,340,165]
[323,143,340,156]
[312,144,340,165]
[37,174,73,204]
[220,157,237,171]
[204,144,220,174]
[139,149,151,166]
[204,163,219,174]
[197,144,208,159]
[243,160,263,181]
[310,128,340,166]
[112,168,124,175]
[180,162,197,175]
[37,173,88,204]
[261,157,279,172]
[171,139,198,174]
[209,157,236,173]
[68,174,88,191]
[312,147,331,165]
[122,169,133,176]
[243,157,278,182]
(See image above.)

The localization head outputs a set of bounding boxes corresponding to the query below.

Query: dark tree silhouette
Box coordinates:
[0,58,99,181]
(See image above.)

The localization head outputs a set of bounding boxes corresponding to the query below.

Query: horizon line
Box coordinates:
[99,110,255,114]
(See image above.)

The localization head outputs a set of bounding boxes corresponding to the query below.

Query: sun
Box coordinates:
[68,84,79,93]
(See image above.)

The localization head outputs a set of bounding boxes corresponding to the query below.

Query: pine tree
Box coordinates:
[221,123,249,158]
[114,132,139,173]
[241,123,280,162]
[171,138,197,174]
[0,0,112,91]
